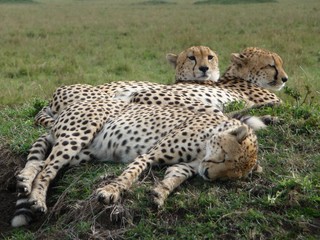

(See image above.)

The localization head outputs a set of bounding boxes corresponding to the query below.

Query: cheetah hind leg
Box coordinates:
[34,106,56,128]
[12,143,91,227]
[151,161,198,207]
[12,134,53,227]
[16,134,53,195]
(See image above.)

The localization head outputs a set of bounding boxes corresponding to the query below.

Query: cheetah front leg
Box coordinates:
[151,161,199,207]
[96,154,154,204]
[16,134,53,195]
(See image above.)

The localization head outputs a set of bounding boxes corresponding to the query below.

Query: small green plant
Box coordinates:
[3,229,35,240]
[284,85,315,106]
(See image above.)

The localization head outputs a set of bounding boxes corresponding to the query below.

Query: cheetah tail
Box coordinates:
[231,114,267,131]
[11,198,35,227]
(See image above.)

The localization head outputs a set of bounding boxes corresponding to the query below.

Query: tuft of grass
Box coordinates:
[223,100,247,112]
[0,99,47,154]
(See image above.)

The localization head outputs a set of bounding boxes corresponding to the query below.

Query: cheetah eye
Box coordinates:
[188,56,196,61]
[208,55,214,60]
[268,64,276,68]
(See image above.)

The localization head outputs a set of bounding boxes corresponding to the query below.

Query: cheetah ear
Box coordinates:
[230,125,249,143]
[231,53,248,67]
[166,53,178,68]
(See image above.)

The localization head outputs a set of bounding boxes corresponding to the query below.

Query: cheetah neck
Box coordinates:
[214,79,281,104]
[175,79,215,85]
[219,65,249,82]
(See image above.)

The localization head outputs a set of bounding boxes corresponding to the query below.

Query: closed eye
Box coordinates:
[262,64,276,70]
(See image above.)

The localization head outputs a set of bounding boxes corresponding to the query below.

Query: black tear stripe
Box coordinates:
[192,50,197,78]
[272,57,279,82]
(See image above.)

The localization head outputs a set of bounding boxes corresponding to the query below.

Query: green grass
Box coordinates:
[1,0,320,239]
[0,99,47,154]
[0,0,319,105]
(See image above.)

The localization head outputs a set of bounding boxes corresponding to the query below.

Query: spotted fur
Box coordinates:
[12,46,287,226]
[35,47,287,129]
[12,99,261,227]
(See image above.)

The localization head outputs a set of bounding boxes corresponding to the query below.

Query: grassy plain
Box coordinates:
[0,0,319,239]
[0,0,319,106]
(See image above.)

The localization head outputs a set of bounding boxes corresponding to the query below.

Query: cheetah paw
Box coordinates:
[96,185,121,205]
[16,178,32,195]
[253,163,263,173]
[29,199,47,213]
[150,186,169,208]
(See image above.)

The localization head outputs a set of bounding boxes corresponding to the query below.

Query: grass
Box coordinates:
[0,0,319,239]
[194,0,278,4]
[0,0,34,3]
[0,0,319,105]
[0,99,47,154]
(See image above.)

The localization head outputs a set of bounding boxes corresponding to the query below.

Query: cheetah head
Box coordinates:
[227,47,288,91]
[198,124,259,181]
[166,46,220,83]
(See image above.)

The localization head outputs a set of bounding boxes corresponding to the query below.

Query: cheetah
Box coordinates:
[12,98,262,227]
[35,46,288,129]
[34,46,219,128]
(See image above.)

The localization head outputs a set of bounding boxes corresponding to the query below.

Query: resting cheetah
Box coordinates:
[12,98,262,227]
[35,47,288,128]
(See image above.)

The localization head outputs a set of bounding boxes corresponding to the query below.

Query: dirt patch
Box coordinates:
[0,145,25,191]
[0,191,18,236]
[0,144,25,236]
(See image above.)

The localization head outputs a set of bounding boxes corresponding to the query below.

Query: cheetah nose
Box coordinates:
[199,66,209,73]
[281,77,288,83]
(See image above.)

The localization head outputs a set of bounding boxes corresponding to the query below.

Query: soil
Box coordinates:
[0,145,29,237]
[0,191,18,236]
